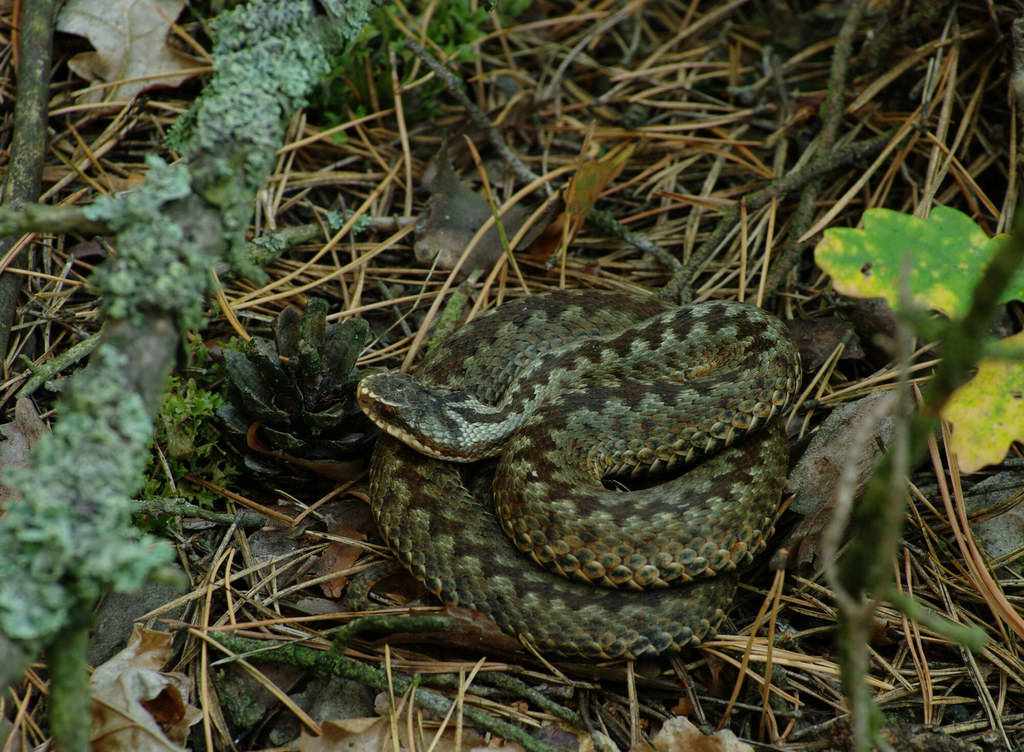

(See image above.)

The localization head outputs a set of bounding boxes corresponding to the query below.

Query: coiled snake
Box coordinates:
[358,291,801,659]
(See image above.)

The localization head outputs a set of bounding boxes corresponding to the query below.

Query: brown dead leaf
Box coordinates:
[562,138,636,248]
[652,716,754,752]
[840,295,905,367]
[303,718,385,752]
[90,626,202,750]
[785,317,864,372]
[414,146,559,274]
[694,650,736,699]
[365,605,523,655]
[427,605,524,653]
[57,0,204,103]
[671,695,695,717]
[522,203,567,263]
[780,391,898,570]
[0,399,50,506]
[317,524,366,599]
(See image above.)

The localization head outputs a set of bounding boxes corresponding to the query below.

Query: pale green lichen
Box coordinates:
[167,0,331,279]
[84,155,208,325]
[83,1,335,324]
[318,0,390,47]
[0,0,374,647]
[325,211,372,235]
[0,346,174,640]
[249,231,288,264]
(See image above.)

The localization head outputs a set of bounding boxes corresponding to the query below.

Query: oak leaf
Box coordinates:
[57,0,203,103]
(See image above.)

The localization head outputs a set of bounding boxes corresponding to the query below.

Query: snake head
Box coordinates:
[357,371,509,462]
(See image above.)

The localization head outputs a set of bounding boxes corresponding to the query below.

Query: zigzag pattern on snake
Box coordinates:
[359,290,801,659]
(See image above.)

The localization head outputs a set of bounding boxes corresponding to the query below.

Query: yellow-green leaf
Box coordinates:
[945,330,1024,473]
[815,207,1021,318]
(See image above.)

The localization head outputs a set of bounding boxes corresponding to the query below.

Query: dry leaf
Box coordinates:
[303,716,509,752]
[652,716,754,752]
[0,399,50,506]
[423,605,523,654]
[841,295,904,367]
[414,146,559,274]
[57,0,203,103]
[785,317,863,372]
[90,626,202,750]
[781,392,898,569]
[317,524,366,599]
[562,138,636,247]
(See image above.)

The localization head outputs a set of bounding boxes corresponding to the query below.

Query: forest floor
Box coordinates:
[3,0,1024,750]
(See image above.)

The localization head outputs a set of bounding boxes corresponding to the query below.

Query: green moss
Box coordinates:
[312,0,532,127]
[143,369,238,510]
[0,345,175,641]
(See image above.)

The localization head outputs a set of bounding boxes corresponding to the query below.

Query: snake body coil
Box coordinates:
[359,291,801,659]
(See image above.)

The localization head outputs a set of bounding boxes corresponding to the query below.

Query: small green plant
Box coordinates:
[816,206,1024,471]
[142,349,238,511]
[816,205,1023,752]
[312,0,533,128]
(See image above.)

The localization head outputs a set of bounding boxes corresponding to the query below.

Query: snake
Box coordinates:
[357,290,801,659]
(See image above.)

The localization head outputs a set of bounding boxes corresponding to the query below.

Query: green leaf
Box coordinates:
[815,207,1023,318]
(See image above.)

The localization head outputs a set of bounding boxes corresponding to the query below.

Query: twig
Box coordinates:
[0,0,60,357]
[763,183,817,295]
[326,614,451,655]
[851,3,949,77]
[822,0,869,154]
[45,613,92,752]
[0,204,111,239]
[479,672,584,728]
[135,497,269,528]
[540,3,635,104]
[15,332,102,400]
[0,0,369,714]
[209,627,560,752]
[660,131,894,303]
[764,0,869,296]
[587,208,683,275]
[833,213,1024,752]
[404,38,541,187]
[407,32,679,277]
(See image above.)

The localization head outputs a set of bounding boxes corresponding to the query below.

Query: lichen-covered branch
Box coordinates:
[210,626,559,752]
[0,0,380,696]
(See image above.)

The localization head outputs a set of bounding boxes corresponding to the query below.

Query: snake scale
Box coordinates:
[358,290,801,659]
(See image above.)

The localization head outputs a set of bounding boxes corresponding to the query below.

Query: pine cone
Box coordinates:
[218,297,381,479]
